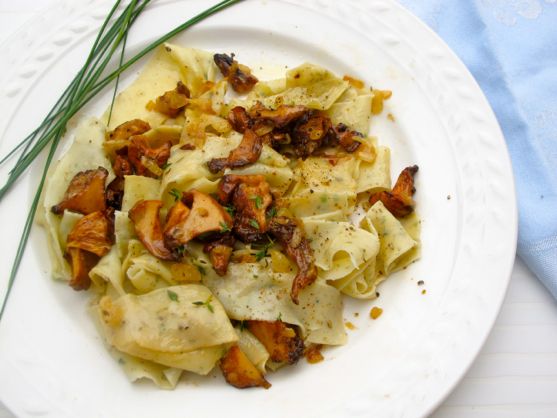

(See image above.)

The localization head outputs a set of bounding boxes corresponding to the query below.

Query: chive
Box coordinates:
[220,222,231,233]
[2,0,130,168]
[250,195,263,209]
[0,129,62,320]
[266,206,277,219]
[169,188,182,202]
[107,1,132,126]
[0,0,244,322]
[0,0,136,320]
[167,290,179,302]
[0,0,149,197]
[192,295,214,313]
[249,219,260,229]
[224,204,235,217]
[255,249,266,262]
[255,236,274,261]
[0,0,243,200]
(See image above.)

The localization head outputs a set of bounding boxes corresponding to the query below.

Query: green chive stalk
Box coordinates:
[0,0,243,321]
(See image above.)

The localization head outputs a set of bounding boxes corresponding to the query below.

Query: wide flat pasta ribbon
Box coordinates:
[95,284,237,374]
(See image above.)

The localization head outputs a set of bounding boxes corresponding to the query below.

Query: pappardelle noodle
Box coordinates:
[40,44,420,389]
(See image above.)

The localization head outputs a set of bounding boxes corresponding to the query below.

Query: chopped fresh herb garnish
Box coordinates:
[169,188,181,202]
[224,204,236,217]
[167,290,179,302]
[249,219,260,229]
[196,265,206,275]
[220,221,231,232]
[255,237,274,261]
[192,295,214,313]
[255,249,266,262]
[250,195,263,209]
[266,206,277,219]
[277,312,282,321]
[161,162,171,170]
[238,320,247,332]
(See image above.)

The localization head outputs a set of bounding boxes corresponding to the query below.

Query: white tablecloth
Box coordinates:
[0,1,556,417]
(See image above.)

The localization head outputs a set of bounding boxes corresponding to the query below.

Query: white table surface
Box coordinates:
[0,1,556,417]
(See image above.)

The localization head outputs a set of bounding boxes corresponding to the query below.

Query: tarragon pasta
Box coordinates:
[41,43,420,389]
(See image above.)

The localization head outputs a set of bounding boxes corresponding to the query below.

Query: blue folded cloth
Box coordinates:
[397,0,557,298]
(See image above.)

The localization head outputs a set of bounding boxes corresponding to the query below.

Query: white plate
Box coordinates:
[0,1,517,417]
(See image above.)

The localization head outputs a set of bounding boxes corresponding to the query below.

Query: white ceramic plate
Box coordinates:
[0,1,517,417]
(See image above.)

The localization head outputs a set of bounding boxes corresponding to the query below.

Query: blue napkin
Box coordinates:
[397,0,557,298]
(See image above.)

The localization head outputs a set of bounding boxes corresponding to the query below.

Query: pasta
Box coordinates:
[41,43,421,389]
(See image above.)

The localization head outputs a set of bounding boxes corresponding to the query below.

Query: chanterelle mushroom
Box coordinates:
[290,110,334,159]
[227,106,251,133]
[128,200,176,261]
[51,167,108,215]
[268,216,318,304]
[333,123,362,153]
[369,165,419,218]
[66,248,99,291]
[220,345,271,389]
[104,119,152,158]
[107,119,151,141]
[247,320,304,365]
[217,174,273,243]
[127,136,171,177]
[65,211,113,290]
[207,128,263,173]
[151,81,190,118]
[203,233,236,276]
[163,190,233,250]
[247,103,307,129]
[213,53,258,94]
